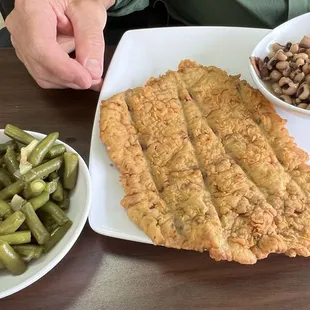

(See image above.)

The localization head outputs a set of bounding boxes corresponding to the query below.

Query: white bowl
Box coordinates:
[250,12,310,116]
[0,130,91,299]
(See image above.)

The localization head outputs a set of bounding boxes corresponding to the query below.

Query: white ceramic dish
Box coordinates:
[250,12,310,116]
[89,26,310,244]
[0,130,91,299]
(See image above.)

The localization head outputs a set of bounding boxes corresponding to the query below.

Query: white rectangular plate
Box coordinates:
[88,27,310,244]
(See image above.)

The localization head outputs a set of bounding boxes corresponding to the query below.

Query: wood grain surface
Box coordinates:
[1,48,310,310]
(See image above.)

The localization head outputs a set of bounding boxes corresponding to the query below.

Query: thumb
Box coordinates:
[67,1,107,79]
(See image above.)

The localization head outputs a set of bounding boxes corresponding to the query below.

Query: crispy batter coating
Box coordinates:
[100,60,310,264]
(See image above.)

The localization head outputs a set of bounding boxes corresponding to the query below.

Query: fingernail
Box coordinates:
[86,58,102,78]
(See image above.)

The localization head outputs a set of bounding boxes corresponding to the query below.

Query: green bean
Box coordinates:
[37,210,59,233]
[0,211,25,234]
[0,168,13,187]
[46,144,66,159]
[10,194,26,212]
[0,231,31,245]
[4,124,35,145]
[13,245,43,260]
[23,157,63,183]
[41,201,69,226]
[58,190,70,210]
[22,202,50,244]
[4,124,63,157]
[63,153,79,189]
[3,209,12,219]
[51,180,64,202]
[4,147,19,177]
[0,240,27,275]
[48,171,58,181]
[28,132,59,167]
[44,180,58,194]
[23,179,46,199]
[0,199,11,217]
[0,140,18,155]
[0,179,25,200]
[0,156,4,167]
[43,220,72,253]
[0,261,4,269]
[29,191,50,211]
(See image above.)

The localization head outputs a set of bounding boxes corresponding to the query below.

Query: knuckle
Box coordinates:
[5,12,14,31]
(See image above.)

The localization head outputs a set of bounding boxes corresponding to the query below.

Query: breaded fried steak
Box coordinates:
[99,60,310,264]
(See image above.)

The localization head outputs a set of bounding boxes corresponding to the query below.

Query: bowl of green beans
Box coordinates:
[0,125,91,298]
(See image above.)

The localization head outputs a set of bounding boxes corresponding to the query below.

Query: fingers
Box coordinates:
[6,1,93,89]
[67,0,107,79]
[90,78,104,92]
[57,34,75,54]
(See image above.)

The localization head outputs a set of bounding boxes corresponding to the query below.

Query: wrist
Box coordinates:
[102,0,115,10]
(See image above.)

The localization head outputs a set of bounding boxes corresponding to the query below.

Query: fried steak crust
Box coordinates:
[100,60,310,264]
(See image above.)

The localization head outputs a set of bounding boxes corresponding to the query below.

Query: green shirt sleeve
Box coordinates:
[108,0,310,29]
[108,0,149,16]
[160,0,289,28]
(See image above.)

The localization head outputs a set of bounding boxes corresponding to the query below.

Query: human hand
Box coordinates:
[6,0,115,91]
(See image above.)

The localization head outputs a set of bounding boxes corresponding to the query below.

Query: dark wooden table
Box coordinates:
[1,48,310,310]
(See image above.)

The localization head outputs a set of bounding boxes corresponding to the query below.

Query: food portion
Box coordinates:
[100,59,310,264]
[0,125,79,275]
[250,36,310,110]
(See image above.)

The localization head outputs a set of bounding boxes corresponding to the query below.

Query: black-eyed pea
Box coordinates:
[289,43,299,54]
[279,77,292,87]
[270,70,282,81]
[279,94,293,104]
[263,56,269,63]
[282,67,291,77]
[294,71,305,83]
[272,42,284,52]
[297,83,310,100]
[305,74,310,84]
[284,42,292,52]
[290,71,296,80]
[299,36,310,49]
[271,83,282,95]
[297,103,308,109]
[276,61,289,70]
[294,53,308,60]
[282,84,298,96]
[296,58,305,67]
[279,77,298,95]
[267,58,278,70]
[295,98,301,104]
[302,63,310,74]
[275,50,287,61]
